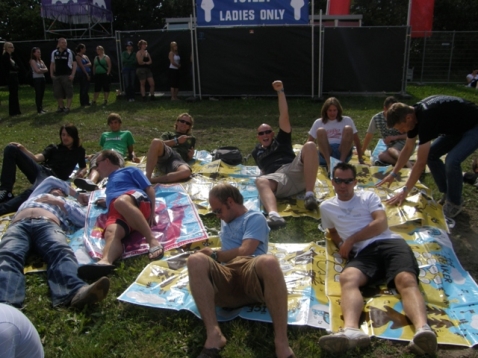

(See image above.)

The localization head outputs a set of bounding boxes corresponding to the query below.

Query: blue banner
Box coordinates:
[196,0,309,27]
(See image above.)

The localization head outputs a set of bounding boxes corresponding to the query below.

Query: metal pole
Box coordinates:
[116,31,123,92]
[407,0,412,26]
[318,9,323,99]
[420,35,427,83]
[311,0,314,98]
[447,31,455,83]
[189,14,196,98]
[401,27,411,96]
[192,0,202,99]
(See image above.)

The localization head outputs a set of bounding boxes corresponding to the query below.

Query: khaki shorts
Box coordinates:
[261,152,305,198]
[136,67,153,81]
[209,256,265,308]
[52,75,73,100]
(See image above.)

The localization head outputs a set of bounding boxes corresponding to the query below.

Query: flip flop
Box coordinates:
[149,244,164,261]
[197,347,222,358]
[78,263,115,281]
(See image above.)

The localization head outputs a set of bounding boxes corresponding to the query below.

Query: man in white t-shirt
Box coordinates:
[318,162,437,356]
[187,183,294,358]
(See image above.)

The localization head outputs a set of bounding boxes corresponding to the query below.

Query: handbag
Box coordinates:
[211,146,243,166]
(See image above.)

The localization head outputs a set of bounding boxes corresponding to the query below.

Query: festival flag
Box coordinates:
[327,0,351,15]
[410,0,435,38]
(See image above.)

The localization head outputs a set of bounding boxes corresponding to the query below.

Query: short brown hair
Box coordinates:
[107,113,122,124]
[209,183,244,205]
[386,103,414,128]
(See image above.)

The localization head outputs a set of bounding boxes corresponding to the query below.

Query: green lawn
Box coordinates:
[1,84,478,357]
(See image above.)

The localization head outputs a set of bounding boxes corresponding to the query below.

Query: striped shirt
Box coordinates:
[15,176,86,230]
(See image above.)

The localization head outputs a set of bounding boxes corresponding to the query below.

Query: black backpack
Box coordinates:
[211,146,243,166]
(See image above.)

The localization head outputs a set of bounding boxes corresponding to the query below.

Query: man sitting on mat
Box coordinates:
[187,183,295,358]
[78,149,164,281]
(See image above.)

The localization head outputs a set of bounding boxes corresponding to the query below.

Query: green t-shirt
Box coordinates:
[160,131,196,162]
[121,51,136,69]
[100,130,135,157]
[94,56,109,74]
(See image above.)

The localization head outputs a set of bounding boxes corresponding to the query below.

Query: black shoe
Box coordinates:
[74,178,98,191]
[266,216,286,230]
[0,189,14,203]
[56,107,65,113]
[70,276,110,309]
[304,195,319,212]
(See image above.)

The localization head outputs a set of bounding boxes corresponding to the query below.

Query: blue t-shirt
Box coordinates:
[105,167,152,208]
[220,210,269,256]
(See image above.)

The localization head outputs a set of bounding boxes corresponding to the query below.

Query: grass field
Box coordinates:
[1,83,478,357]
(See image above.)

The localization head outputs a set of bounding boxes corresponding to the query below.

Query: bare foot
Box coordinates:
[204,328,227,351]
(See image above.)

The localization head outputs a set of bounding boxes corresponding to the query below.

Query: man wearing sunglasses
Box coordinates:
[187,183,294,358]
[252,80,319,229]
[318,162,436,356]
[145,113,196,184]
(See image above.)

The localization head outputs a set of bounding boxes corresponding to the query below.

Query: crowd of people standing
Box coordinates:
[0,38,183,117]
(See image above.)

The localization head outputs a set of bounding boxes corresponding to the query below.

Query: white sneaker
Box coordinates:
[408,327,437,356]
[318,327,370,353]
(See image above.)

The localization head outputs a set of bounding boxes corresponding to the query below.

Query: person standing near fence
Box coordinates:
[136,40,155,101]
[29,47,48,115]
[122,41,137,102]
[168,41,181,101]
[75,44,92,107]
[50,38,76,114]
[92,46,112,106]
[1,42,21,117]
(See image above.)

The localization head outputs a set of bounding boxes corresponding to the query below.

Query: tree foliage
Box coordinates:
[0,0,43,41]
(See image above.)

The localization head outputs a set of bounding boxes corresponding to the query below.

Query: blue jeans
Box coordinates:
[122,67,136,100]
[427,125,478,206]
[0,218,85,307]
[0,144,54,216]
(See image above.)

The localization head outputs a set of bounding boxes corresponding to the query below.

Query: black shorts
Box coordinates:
[168,68,180,88]
[346,239,419,288]
[94,73,110,93]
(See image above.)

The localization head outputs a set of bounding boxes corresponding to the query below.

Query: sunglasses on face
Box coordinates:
[212,208,222,215]
[333,177,355,185]
[258,130,272,136]
[177,119,192,126]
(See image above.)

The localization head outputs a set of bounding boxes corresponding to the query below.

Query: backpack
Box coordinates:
[211,146,243,166]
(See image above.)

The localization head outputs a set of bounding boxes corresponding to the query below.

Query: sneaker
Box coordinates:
[64,107,70,114]
[319,327,371,354]
[128,98,135,102]
[304,195,319,212]
[91,101,96,105]
[266,215,286,230]
[56,107,64,113]
[74,178,98,191]
[408,327,437,356]
[150,95,156,101]
[443,201,463,218]
[102,100,108,106]
[0,189,14,203]
[70,276,110,309]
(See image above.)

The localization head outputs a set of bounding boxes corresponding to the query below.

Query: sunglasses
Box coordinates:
[177,119,192,126]
[333,177,355,185]
[212,208,222,215]
[257,130,272,136]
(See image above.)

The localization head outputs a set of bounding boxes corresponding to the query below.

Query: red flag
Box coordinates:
[410,0,435,38]
[328,0,351,15]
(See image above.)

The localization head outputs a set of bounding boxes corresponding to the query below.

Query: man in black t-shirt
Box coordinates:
[50,38,77,113]
[378,95,478,218]
[252,81,319,229]
[0,124,87,215]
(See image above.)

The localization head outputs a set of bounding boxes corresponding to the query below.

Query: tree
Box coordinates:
[0,0,43,41]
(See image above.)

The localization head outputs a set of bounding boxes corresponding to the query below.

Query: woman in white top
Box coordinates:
[168,41,181,101]
[29,47,48,114]
[466,69,478,88]
[307,97,364,171]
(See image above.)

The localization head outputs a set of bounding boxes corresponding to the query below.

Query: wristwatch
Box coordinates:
[210,251,219,262]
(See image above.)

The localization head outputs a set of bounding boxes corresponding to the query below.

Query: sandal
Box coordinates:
[149,244,164,260]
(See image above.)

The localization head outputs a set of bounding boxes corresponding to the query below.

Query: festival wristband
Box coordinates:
[390,172,399,179]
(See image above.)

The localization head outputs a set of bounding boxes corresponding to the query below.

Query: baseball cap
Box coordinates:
[126,41,133,46]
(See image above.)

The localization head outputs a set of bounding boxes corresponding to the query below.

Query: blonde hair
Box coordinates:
[138,40,147,49]
[3,42,13,54]
[174,113,194,135]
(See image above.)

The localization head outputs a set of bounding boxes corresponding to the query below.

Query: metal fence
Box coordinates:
[408,31,478,84]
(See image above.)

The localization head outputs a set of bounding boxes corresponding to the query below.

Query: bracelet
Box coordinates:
[390,172,399,179]
[277,89,284,93]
